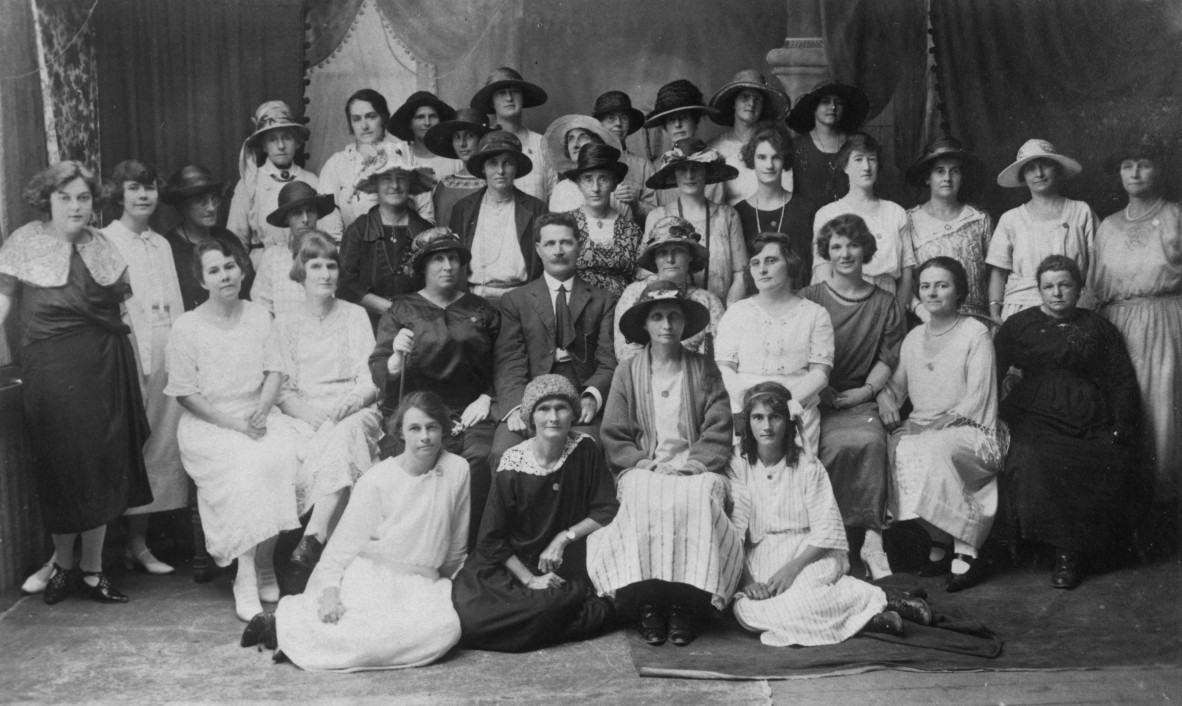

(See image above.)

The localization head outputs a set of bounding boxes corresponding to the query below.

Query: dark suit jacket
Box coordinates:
[448,187,547,288]
[338,204,432,308]
[494,275,618,419]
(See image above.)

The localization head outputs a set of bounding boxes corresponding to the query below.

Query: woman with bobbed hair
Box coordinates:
[101,159,189,577]
[735,123,816,290]
[801,214,906,579]
[728,382,932,645]
[883,257,1006,593]
[242,391,470,671]
[320,88,421,227]
[812,132,910,306]
[706,70,792,206]
[369,228,500,547]
[166,238,303,620]
[273,232,382,569]
[716,231,834,453]
[2,162,151,603]
[996,255,1140,589]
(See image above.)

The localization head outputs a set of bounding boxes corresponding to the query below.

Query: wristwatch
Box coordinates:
[564,529,577,542]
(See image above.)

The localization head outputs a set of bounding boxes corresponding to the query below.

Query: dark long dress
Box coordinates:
[800,283,905,530]
[994,307,1141,557]
[17,249,152,532]
[369,291,500,547]
[734,196,817,291]
[162,226,253,310]
[791,135,846,206]
[452,433,619,652]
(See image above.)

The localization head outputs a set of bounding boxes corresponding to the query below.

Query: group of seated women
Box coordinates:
[1,68,1177,674]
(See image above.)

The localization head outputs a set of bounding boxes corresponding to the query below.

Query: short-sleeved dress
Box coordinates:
[902,204,993,322]
[165,301,303,564]
[995,307,1140,555]
[0,222,152,533]
[813,197,908,295]
[644,200,747,303]
[614,278,724,362]
[273,301,382,515]
[728,452,887,646]
[274,451,470,671]
[1092,200,1182,502]
[985,199,1096,320]
[566,208,643,297]
[452,433,619,652]
[715,297,835,452]
[888,318,1006,548]
[800,283,905,530]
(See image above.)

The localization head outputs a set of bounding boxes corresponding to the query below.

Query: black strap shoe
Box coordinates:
[918,544,953,577]
[79,571,129,603]
[945,554,987,593]
[241,612,278,650]
[42,564,78,605]
[290,535,325,570]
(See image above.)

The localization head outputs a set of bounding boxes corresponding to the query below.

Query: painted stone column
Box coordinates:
[765,1,828,103]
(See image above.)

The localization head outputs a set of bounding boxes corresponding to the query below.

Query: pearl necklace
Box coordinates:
[1125,197,1163,222]
[926,314,961,337]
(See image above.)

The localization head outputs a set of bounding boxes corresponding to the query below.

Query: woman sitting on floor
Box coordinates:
[242,391,470,671]
[452,375,619,652]
[274,232,383,569]
[729,382,932,645]
[588,280,742,648]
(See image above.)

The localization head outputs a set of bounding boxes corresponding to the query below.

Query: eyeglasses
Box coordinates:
[191,194,223,209]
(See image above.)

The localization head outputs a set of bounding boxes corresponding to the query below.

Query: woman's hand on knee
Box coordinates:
[525,572,567,590]
[317,587,346,624]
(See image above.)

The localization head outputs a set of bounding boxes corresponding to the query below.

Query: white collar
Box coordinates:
[543,271,576,293]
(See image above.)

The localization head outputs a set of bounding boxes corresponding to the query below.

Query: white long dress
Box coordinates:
[729,451,886,646]
[274,451,470,672]
[273,301,382,515]
[164,302,303,565]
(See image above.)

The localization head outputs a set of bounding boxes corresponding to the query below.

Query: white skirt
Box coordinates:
[126,324,188,514]
[289,407,382,516]
[275,558,460,672]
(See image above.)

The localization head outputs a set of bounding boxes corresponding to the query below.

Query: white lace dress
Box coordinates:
[273,301,382,515]
[164,302,303,565]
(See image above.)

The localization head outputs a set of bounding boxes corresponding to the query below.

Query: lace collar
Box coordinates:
[0,220,126,288]
[497,432,589,476]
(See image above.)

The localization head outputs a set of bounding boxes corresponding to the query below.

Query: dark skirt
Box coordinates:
[819,402,890,530]
[1000,431,1134,557]
[451,560,610,653]
[22,325,152,533]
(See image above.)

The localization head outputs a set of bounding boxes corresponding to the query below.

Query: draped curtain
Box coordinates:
[931,0,1182,218]
[94,0,305,231]
[31,0,101,169]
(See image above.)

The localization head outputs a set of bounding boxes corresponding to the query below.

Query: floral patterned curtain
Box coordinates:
[31,0,101,170]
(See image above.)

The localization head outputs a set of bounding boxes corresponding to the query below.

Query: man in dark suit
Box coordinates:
[490,212,618,463]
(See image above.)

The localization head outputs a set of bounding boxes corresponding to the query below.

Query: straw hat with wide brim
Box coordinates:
[161,164,226,206]
[636,215,709,274]
[618,279,711,345]
[996,139,1083,188]
[355,166,437,196]
[645,138,739,190]
[785,81,870,134]
[591,91,646,136]
[265,180,336,228]
[561,143,629,183]
[708,69,791,127]
[409,227,472,273]
[244,100,310,149]
[543,114,623,175]
[470,67,548,116]
[423,108,492,160]
[643,79,718,130]
[905,137,983,188]
[466,130,534,179]
[388,91,457,143]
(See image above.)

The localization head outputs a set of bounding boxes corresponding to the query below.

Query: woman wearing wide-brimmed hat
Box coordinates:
[986,138,1096,323]
[543,114,629,217]
[592,90,658,223]
[614,215,724,362]
[901,138,992,323]
[588,280,741,648]
[163,165,255,310]
[644,138,746,304]
[707,69,793,205]
[559,142,644,297]
[253,181,336,317]
[338,165,436,324]
[453,375,619,653]
[786,81,871,206]
[370,227,500,548]
[424,108,492,228]
[389,91,460,186]
[471,67,556,203]
[644,79,724,206]
[449,130,548,302]
[320,89,423,227]
[1092,132,1182,524]
[227,100,343,256]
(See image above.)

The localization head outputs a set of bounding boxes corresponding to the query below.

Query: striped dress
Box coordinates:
[729,452,886,646]
[587,349,743,609]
